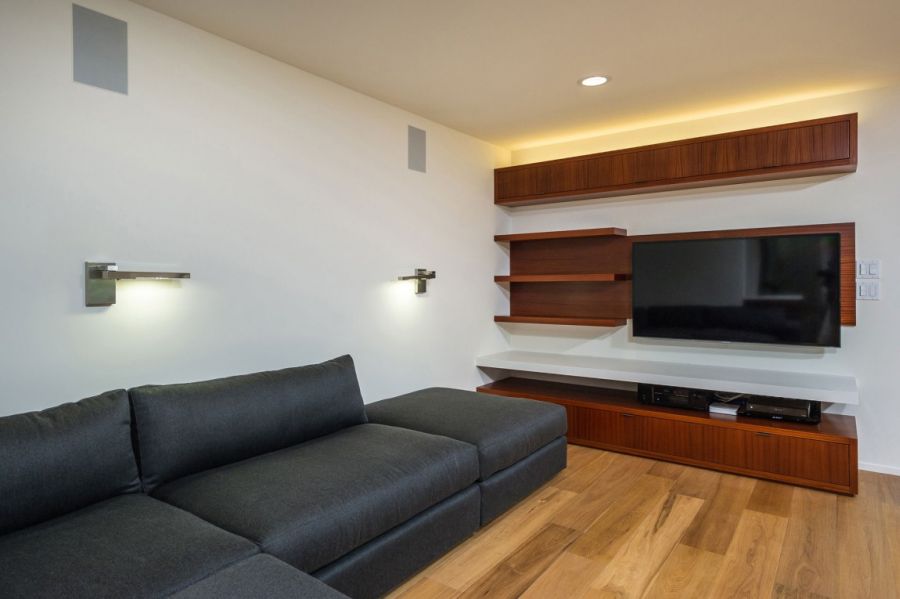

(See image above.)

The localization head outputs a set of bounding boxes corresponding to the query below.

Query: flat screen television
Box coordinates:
[632,233,841,347]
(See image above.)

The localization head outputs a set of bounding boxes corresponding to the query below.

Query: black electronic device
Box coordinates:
[744,396,821,424]
[638,383,712,412]
[632,233,841,347]
[639,383,822,424]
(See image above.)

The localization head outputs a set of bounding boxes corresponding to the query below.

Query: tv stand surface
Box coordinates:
[475,350,859,405]
[477,377,858,495]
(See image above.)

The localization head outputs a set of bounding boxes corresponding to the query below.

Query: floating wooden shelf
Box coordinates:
[477,377,858,495]
[494,273,631,283]
[496,226,632,326]
[495,114,857,206]
[494,227,627,242]
[494,316,627,327]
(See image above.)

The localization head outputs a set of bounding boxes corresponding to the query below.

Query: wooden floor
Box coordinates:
[387,445,900,599]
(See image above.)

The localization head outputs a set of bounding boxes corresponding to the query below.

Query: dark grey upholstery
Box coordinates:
[366,387,567,479]
[480,436,568,524]
[313,485,480,599]
[0,389,141,535]
[130,355,367,492]
[154,423,479,572]
[170,555,349,599]
[0,494,257,599]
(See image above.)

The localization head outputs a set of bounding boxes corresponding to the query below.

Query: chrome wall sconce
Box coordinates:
[85,262,191,307]
[398,268,436,294]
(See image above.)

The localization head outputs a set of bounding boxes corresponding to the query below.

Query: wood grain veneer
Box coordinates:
[477,377,858,495]
[493,316,628,327]
[495,114,857,206]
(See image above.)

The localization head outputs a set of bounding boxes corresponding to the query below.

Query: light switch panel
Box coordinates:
[857,280,881,300]
[857,259,882,279]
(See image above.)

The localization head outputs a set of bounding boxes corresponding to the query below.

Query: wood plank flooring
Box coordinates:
[387,445,900,599]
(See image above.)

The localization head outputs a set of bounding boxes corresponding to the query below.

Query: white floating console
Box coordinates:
[475,350,858,405]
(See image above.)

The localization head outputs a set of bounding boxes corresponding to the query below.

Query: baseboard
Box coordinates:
[859,461,900,476]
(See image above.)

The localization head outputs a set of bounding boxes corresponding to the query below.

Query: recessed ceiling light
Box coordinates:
[580,75,609,87]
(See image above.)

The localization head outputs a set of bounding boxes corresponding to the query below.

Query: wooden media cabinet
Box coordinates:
[478,377,858,495]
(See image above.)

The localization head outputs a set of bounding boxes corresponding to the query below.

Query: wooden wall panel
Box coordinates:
[495,114,857,206]
[496,223,855,327]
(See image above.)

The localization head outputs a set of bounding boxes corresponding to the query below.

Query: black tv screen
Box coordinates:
[632,233,841,347]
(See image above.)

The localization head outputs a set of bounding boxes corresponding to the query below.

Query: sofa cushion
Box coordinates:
[130,355,367,492]
[153,423,479,572]
[0,389,141,535]
[0,494,257,599]
[366,387,568,480]
[170,555,348,599]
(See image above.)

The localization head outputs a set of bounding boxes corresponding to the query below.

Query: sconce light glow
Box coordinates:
[580,75,609,87]
[84,262,190,307]
[397,268,436,295]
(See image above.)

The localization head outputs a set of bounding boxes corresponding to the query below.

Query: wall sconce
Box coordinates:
[85,262,191,307]
[398,268,436,294]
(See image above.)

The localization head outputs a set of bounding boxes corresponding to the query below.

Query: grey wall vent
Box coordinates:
[73,4,128,94]
[408,126,426,173]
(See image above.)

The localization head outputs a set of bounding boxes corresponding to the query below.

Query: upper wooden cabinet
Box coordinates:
[495,114,858,206]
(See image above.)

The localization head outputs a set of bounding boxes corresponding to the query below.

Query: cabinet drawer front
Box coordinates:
[570,406,620,445]
[643,417,707,460]
[748,432,850,486]
[569,407,648,450]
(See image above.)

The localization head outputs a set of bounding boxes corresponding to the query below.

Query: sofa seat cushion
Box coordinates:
[153,423,479,572]
[0,494,257,599]
[366,387,567,480]
[169,555,348,599]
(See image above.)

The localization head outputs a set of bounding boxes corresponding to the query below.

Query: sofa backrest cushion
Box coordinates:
[130,355,367,492]
[0,389,141,535]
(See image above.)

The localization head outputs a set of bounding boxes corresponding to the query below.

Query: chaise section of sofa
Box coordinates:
[151,423,478,571]
[366,386,568,524]
[0,390,260,599]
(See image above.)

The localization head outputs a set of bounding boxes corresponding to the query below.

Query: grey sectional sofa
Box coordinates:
[0,355,566,598]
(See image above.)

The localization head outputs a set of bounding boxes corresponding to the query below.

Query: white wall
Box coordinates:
[502,84,900,474]
[0,0,510,414]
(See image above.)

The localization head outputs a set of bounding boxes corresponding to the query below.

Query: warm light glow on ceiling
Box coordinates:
[512,82,881,152]
[580,75,608,87]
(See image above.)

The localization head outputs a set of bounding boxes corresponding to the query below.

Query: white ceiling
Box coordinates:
[134,0,900,149]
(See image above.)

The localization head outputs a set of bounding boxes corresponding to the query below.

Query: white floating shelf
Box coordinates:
[475,350,858,405]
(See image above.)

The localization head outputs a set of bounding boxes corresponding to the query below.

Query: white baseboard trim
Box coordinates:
[859,461,900,476]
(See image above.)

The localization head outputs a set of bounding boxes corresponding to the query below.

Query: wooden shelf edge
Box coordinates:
[494,273,631,283]
[494,315,627,327]
[495,161,857,207]
[494,227,627,242]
